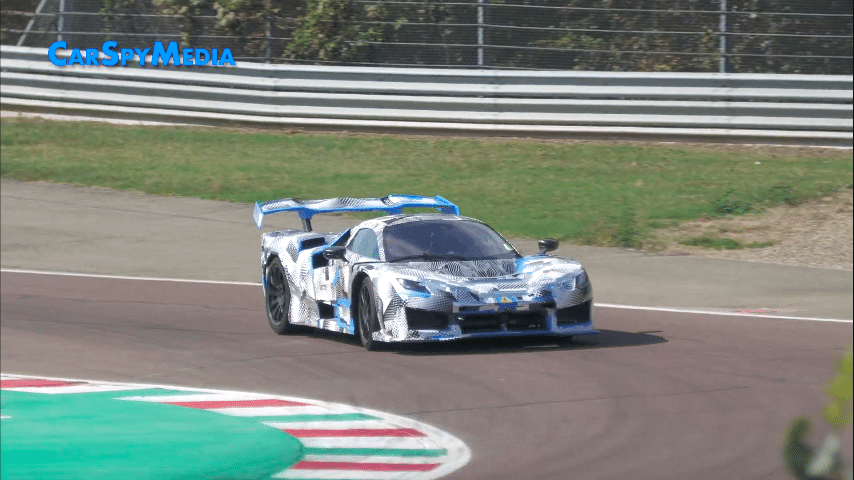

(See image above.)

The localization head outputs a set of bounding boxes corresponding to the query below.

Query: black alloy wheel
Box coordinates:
[357,280,379,351]
[265,258,294,334]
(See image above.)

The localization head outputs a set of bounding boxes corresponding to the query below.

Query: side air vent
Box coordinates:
[405,308,449,330]
[556,300,591,326]
[300,237,327,250]
[458,312,547,334]
[312,252,329,269]
[317,302,335,319]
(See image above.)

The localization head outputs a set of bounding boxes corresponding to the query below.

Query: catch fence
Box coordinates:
[2,0,851,73]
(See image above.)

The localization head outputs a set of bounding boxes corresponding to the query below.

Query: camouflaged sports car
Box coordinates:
[254,195,596,351]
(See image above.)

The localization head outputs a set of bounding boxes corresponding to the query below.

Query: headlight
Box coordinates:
[575,270,588,287]
[396,278,430,295]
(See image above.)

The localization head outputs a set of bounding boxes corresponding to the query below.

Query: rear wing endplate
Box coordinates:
[253,194,460,230]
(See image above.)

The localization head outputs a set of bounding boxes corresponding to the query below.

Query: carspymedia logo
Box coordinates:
[48,41,235,67]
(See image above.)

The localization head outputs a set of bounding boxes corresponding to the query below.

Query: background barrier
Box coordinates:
[1,46,851,145]
[4,1,851,73]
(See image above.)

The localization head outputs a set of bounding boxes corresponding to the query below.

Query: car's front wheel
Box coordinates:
[265,258,295,335]
[357,280,380,351]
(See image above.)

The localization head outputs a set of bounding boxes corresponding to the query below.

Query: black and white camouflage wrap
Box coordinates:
[260,214,596,343]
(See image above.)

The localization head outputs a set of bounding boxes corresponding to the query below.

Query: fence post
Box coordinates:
[17,0,49,46]
[265,0,272,63]
[58,0,65,42]
[718,0,728,73]
[477,0,484,67]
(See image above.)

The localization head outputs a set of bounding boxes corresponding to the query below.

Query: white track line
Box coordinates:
[2,384,148,394]
[120,392,270,402]
[273,470,428,479]
[211,406,349,417]
[1,268,260,286]
[299,454,449,464]
[296,437,439,449]
[265,420,405,430]
[2,268,851,323]
[596,303,852,323]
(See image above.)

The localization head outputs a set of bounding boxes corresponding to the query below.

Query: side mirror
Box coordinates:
[538,238,559,255]
[323,246,347,261]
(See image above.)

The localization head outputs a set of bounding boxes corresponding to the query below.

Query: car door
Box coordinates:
[312,231,347,303]
[314,228,380,303]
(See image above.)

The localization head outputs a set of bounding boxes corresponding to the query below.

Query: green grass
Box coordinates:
[679,237,776,250]
[680,236,745,250]
[2,118,851,246]
[746,241,775,249]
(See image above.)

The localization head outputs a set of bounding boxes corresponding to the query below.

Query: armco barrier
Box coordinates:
[1,46,851,145]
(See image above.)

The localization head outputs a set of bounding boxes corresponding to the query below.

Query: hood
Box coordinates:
[403,259,517,279]
[379,256,583,291]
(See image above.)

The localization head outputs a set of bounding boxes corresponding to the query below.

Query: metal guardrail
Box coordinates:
[1,46,851,145]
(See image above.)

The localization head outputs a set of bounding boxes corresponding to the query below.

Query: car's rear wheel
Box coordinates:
[357,280,380,351]
[265,258,295,335]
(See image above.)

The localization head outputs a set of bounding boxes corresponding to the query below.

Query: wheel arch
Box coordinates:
[262,254,297,335]
[351,271,380,332]
[261,253,281,283]
[264,252,281,267]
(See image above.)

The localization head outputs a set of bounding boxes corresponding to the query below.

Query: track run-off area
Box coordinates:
[1,372,470,479]
[1,269,851,480]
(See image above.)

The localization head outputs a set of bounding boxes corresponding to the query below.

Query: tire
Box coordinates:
[356,279,380,351]
[264,258,295,335]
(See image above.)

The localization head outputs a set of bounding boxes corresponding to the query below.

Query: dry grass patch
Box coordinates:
[650,188,853,270]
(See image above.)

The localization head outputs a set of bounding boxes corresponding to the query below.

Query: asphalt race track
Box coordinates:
[2,180,852,479]
[2,270,851,480]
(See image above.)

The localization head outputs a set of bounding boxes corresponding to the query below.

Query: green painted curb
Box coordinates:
[1,389,302,480]
[1,374,472,479]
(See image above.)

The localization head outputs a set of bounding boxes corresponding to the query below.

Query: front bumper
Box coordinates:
[372,275,596,343]
[383,296,596,342]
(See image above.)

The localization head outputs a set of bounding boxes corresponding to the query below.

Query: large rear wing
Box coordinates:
[253,194,460,230]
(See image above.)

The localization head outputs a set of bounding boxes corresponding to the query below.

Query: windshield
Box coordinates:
[383,219,519,262]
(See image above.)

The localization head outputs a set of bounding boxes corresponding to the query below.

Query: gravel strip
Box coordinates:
[652,188,853,271]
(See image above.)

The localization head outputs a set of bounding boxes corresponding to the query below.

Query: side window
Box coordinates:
[348,229,380,260]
